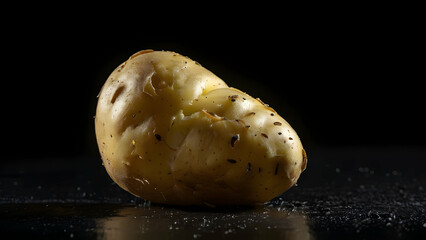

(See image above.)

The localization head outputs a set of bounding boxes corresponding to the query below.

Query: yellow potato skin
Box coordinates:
[95,50,307,206]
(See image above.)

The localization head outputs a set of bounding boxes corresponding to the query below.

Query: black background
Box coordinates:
[2,5,424,160]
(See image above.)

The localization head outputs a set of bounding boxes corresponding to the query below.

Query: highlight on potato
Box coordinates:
[95,49,307,206]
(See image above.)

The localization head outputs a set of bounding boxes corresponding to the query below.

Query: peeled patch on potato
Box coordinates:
[95,50,307,206]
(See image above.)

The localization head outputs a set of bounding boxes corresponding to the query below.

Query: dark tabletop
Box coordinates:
[1,146,425,239]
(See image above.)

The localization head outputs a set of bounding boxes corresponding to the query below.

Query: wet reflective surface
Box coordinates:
[0,203,311,239]
[1,147,425,239]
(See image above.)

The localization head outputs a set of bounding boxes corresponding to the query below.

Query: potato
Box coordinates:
[95,50,307,206]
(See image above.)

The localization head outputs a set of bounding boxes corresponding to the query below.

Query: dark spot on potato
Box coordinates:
[227,159,237,164]
[117,62,126,72]
[289,137,293,140]
[261,133,268,138]
[230,134,239,147]
[270,113,274,116]
[235,119,249,128]
[228,95,238,100]
[273,122,282,126]
[278,132,282,135]
[154,134,162,141]
[247,162,251,172]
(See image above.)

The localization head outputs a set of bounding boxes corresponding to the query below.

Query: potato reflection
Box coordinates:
[97,205,313,239]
